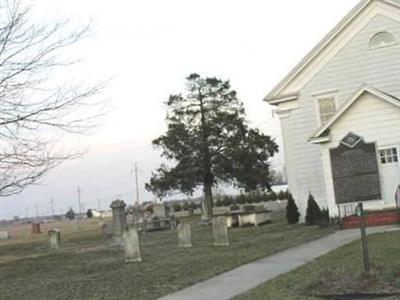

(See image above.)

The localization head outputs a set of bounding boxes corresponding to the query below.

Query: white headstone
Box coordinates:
[48,229,61,249]
[213,216,229,246]
[124,225,142,263]
[177,222,192,248]
[0,230,9,240]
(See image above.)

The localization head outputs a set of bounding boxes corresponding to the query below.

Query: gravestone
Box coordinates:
[153,204,170,218]
[31,223,41,235]
[213,216,229,246]
[124,225,142,263]
[0,230,9,240]
[170,215,177,230]
[48,229,61,249]
[110,199,127,237]
[330,133,382,204]
[177,222,192,248]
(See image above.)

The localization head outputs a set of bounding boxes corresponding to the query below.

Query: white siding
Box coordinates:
[320,92,400,215]
[281,14,400,219]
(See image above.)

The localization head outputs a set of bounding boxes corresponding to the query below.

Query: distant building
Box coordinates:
[91,209,112,218]
[265,0,400,220]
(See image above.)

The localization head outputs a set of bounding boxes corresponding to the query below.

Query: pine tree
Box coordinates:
[305,193,322,226]
[286,193,300,224]
[146,74,278,222]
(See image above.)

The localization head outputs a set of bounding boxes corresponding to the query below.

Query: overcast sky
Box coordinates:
[0,0,359,220]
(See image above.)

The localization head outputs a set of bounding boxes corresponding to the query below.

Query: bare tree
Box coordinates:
[0,0,108,197]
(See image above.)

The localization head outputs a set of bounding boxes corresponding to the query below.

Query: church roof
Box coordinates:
[264,0,400,103]
[309,85,400,142]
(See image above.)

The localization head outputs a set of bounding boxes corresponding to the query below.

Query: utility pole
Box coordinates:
[35,202,39,219]
[49,198,55,216]
[77,185,82,215]
[132,163,140,205]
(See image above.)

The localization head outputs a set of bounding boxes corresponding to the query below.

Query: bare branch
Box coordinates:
[0,0,109,197]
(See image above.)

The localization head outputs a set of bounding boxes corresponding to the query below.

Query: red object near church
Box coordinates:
[31,223,41,234]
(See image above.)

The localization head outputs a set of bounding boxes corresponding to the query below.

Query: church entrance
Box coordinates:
[379,145,400,206]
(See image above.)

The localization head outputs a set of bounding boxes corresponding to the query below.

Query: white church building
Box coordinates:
[265,0,400,219]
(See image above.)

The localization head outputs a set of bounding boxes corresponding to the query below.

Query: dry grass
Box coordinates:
[0,215,333,300]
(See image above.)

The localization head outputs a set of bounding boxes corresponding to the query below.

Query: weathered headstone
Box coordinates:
[177,222,192,248]
[124,225,142,263]
[110,199,127,237]
[31,222,41,235]
[213,216,229,246]
[170,215,177,230]
[153,204,170,218]
[0,230,9,240]
[48,229,61,249]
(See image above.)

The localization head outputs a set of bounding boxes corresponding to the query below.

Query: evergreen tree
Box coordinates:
[86,209,93,218]
[65,208,75,220]
[146,74,278,222]
[286,193,300,224]
[305,193,322,226]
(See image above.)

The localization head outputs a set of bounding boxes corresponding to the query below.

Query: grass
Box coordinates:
[0,215,333,300]
[233,230,400,300]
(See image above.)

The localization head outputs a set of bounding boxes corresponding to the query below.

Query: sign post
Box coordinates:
[355,202,370,274]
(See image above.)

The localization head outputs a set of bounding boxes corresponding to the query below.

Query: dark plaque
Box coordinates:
[330,133,382,204]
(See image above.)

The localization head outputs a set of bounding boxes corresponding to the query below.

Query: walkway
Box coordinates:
[158,225,399,300]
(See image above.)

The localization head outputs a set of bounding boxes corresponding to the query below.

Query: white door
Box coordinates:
[379,146,400,206]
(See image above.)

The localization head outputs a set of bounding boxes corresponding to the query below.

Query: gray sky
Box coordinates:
[0,0,359,219]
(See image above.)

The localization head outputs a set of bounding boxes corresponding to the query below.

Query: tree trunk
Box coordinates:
[201,182,213,223]
[198,90,214,223]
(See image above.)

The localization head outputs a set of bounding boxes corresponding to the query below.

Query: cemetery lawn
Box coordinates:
[0,216,333,300]
[233,230,400,300]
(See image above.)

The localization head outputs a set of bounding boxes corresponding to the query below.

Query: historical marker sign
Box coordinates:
[330,133,382,204]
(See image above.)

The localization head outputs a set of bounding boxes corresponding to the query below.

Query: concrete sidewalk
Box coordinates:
[158,226,399,300]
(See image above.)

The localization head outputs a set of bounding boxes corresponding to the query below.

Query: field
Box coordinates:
[234,230,400,300]
[0,215,333,300]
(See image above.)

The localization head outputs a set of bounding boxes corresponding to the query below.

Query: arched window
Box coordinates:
[370,31,396,49]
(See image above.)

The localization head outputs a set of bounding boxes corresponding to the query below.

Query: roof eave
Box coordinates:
[264,0,373,100]
[263,93,299,105]
[311,85,400,139]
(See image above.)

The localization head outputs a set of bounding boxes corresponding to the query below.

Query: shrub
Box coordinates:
[86,209,93,218]
[269,191,278,201]
[253,192,262,203]
[189,201,197,211]
[286,193,300,224]
[173,203,181,212]
[278,190,286,200]
[182,201,190,211]
[222,196,232,207]
[215,199,223,207]
[305,193,322,226]
[236,194,247,205]
[245,194,254,204]
[65,208,75,220]
[261,192,270,202]
[319,208,330,228]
